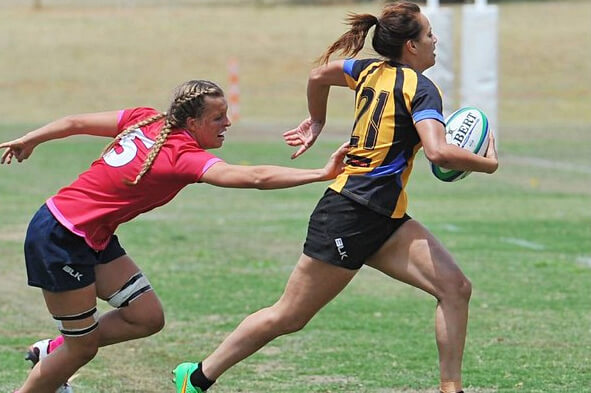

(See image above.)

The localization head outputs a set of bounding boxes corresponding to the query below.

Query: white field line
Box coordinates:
[501,237,546,250]
[442,223,462,232]
[504,155,591,174]
[576,256,591,268]
[441,225,546,251]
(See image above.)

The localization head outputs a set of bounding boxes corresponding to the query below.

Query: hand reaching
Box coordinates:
[0,137,35,164]
[322,141,350,180]
[283,118,324,159]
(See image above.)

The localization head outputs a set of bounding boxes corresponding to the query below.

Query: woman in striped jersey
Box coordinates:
[173,2,498,393]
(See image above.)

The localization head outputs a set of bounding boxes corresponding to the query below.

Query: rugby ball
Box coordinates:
[431,106,490,182]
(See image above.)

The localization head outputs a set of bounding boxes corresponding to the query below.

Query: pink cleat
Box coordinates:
[24,337,73,393]
[25,336,64,366]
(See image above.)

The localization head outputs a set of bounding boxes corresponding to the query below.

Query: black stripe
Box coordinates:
[118,273,143,294]
[53,307,97,321]
[355,63,382,94]
[345,154,372,168]
[118,285,152,308]
[107,272,143,302]
[60,322,99,336]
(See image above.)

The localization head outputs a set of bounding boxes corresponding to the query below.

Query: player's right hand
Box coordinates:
[283,117,324,159]
[484,131,498,173]
[0,137,35,164]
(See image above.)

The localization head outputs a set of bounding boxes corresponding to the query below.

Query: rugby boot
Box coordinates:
[173,362,203,393]
[25,336,73,393]
[25,336,64,366]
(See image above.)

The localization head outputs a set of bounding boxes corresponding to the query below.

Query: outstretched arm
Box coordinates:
[417,119,498,174]
[0,111,120,164]
[200,142,349,189]
[283,60,348,159]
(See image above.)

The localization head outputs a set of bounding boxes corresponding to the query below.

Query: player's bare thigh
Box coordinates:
[365,219,468,298]
[42,285,100,350]
[274,254,358,322]
[94,254,142,299]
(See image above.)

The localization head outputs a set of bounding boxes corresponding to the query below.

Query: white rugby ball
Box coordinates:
[431,106,490,182]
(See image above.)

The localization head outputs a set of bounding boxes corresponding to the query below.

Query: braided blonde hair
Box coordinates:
[101,112,167,157]
[102,80,224,186]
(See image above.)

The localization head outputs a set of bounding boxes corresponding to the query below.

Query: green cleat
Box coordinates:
[172,362,203,393]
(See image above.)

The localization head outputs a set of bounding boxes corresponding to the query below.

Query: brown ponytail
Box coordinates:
[317,13,378,65]
[318,1,422,64]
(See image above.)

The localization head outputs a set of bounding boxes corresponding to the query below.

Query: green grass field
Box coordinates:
[1,1,590,392]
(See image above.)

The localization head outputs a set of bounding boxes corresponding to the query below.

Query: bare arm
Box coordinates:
[307,60,348,125]
[200,142,349,189]
[0,111,120,164]
[417,119,498,174]
[283,60,348,159]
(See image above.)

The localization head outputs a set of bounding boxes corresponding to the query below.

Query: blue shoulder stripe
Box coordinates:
[343,59,355,77]
[413,109,444,124]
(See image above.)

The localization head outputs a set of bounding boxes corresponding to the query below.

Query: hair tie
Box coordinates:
[372,15,379,26]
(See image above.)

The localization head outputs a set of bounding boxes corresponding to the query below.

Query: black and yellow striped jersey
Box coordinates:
[329,58,445,218]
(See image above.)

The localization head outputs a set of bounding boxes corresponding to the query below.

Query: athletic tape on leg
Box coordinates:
[53,307,99,337]
[107,272,152,308]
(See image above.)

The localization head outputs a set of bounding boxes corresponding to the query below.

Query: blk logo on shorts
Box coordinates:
[62,266,83,282]
[334,238,348,260]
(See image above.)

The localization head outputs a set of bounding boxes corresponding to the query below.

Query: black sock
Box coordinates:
[190,362,215,391]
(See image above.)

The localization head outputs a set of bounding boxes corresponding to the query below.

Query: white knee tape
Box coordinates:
[107,272,152,308]
[53,307,99,337]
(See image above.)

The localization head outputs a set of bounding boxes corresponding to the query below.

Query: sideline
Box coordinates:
[503,155,591,175]
[500,237,545,250]
[576,256,591,268]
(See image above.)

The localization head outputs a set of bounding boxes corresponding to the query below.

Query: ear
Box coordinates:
[185,117,199,132]
[406,39,418,55]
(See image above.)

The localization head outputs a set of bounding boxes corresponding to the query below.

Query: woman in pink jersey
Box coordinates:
[0,79,349,393]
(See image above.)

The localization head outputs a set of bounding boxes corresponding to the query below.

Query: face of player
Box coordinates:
[411,13,437,72]
[188,96,231,149]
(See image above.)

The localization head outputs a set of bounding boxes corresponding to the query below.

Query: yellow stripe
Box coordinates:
[329,173,348,193]
[355,61,381,85]
[401,68,418,116]
[181,373,188,393]
[344,74,356,89]
[371,68,397,168]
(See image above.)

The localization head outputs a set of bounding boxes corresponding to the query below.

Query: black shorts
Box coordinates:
[303,189,411,270]
[24,204,126,292]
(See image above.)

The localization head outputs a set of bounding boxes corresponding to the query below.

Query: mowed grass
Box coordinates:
[1,1,591,393]
[0,136,590,393]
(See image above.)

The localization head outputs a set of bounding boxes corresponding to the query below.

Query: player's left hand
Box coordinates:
[322,141,350,180]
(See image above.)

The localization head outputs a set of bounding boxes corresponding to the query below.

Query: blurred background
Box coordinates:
[1,0,589,184]
[1,0,589,134]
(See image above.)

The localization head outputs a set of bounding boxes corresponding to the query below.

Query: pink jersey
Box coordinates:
[47,107,223,251]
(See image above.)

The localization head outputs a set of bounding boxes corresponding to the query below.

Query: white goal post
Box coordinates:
[424,0,499,138]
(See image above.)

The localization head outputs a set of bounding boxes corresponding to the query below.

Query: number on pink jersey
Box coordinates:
[103,129,155,167]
